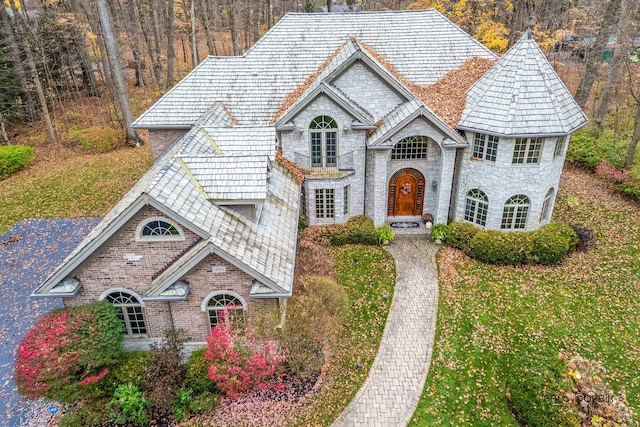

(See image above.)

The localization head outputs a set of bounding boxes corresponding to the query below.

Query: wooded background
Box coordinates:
[0,0,639,166]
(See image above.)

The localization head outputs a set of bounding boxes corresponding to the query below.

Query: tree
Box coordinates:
[97,0,142,146]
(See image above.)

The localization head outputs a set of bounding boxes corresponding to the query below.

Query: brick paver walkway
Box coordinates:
[332,235,438,427]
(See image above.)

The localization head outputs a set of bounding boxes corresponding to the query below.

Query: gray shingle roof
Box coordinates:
[458,31,588,136]
[132,10,495,129]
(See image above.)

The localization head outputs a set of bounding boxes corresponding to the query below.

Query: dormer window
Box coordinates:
[310,115,337,168]
[137,217,184,241]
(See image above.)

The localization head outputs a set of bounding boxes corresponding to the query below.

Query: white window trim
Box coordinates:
[135,216,185,242]
[512,137,544,165]
[471,133,499,162]
[99,288,146,307]
[200,290,248,312]
[553,136,567,159]
[315,188,335,220]
[501,195,530,230]
[464,189,489,227]
[540,188,555,223]
[309,116,338,168]
[391,136,429,160]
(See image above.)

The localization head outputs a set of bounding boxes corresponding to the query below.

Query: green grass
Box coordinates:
[296,245,395,426]
[0,146,152,234]
[412,167,640,425]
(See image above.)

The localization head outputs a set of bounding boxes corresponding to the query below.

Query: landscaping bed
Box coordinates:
[412,166,640,426]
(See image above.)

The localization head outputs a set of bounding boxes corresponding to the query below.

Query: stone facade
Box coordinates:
[64,205,281,344]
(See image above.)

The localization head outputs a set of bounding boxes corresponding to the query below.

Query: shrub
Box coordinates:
[448,222,577,266]
[14,302,124,402]
[566,125,628,170]
[430,223,448,241]
[445,221,479,253]
[68,125,123,151]
[145,332,186,415]
[205,321,285,398]
[101,351,150,394]
[185,348,218,394]
[58,399,110,427]
[326,215,379,246]
[0,145,34,180]
[189,391,220,414]
[375,223,395,244]
[616,181,640,203]
[110,383,150,425]
[282,276,346,379]
[174,386,193,422]
[507,350,579,427]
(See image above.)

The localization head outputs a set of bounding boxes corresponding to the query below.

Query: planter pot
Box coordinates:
[425,221,432,230]
[434,238,442,244]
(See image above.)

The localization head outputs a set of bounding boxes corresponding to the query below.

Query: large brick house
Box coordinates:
[33,10,587,346]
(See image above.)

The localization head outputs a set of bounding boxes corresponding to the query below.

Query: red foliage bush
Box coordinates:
[14,302,124,402]
[205,319,285,399]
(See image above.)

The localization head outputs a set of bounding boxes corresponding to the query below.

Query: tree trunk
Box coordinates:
[200,0,217,55]
[125,0,146,88]
[574,0,623,110]
[594,46,623,125]
[0,112,8,143]
[97,0,141,147]
[190,0,199,66]
[226,0,241,55]
[327,0,332,12]
[624,102,640,169]
[138,0,162,86]
[166,0,176,88]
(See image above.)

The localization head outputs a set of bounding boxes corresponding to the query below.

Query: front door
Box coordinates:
[388,168,425,216]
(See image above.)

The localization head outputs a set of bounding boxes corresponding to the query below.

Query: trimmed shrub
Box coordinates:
[326,215,378,246]
[507,350,579,427]
[445,221,479,253]
[0,145,34,180]
[185,348,218,394]
[14,301,124,402]
[447,222,577,266]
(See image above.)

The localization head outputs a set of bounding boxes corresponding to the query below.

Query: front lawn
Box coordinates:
[0,146,152,234]
[413,167,640,425]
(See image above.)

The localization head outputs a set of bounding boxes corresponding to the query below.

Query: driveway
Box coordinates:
[0,218,99,427]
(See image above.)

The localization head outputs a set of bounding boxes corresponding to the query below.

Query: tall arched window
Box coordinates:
[206,293,245,329]
[541,188,554,222]
[464,189,488,227]
[105,291,147,336]
[310,115,337,168]
[501,195,530,230]
[391,136,429,160]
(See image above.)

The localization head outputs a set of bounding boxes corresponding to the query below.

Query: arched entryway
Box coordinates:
[388,168,425,216]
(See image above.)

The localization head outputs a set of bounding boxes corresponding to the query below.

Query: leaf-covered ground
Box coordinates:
[412,166,640,425]
[0,145,152,235]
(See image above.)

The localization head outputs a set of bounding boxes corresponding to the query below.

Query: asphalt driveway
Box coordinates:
[0,218,99,426]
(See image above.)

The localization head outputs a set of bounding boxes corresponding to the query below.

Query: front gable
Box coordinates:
[332,59,406,121]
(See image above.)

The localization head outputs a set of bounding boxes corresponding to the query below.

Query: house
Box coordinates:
[32,10,587,346]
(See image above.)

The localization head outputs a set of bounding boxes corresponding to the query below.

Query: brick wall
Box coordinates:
[148,129,188,160]
[64,205,280,342]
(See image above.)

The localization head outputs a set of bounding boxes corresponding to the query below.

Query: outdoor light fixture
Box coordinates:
[432,180,438,191]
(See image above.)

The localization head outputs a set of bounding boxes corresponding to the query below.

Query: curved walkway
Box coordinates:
[333,235,439,427]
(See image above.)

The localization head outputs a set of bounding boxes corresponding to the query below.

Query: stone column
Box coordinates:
[435,147,456,224]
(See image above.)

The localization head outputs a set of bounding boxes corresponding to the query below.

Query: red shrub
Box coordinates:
[205,320,285,398]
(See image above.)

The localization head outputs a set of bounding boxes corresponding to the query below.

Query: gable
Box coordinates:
[332,60,407,121]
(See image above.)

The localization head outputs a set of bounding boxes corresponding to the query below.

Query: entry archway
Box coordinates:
[388,168,425,216]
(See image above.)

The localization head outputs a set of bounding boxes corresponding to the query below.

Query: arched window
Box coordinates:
[137,217,183,241]
[206,293,245,329]
[310,115,337,168]
[541,188,554,222]
[105,291,147,336]
[464,189,488,227]
[391,136,429,160]
[501,195,530,230]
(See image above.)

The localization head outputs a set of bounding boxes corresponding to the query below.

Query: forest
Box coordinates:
[0,0,639,166]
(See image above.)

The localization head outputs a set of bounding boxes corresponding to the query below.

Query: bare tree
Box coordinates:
[97,0,142,146]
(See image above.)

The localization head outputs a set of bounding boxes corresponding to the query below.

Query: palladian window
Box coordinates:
[464,189,488,227]
[310,116,337,168]
[501,195,530,229]
[105,291,147,336]
[207,293,245,329]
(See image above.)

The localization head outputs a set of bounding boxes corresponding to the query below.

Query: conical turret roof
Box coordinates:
[458,30,587,136]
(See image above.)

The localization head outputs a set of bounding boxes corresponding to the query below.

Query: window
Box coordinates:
[501,195,530,229]
[105,291,146,336]
[315,189,335,219]
[391,136,429,160]
[553,136,566,159]
[513,137,543,164]
[541,188,554,222]
[310,116,337,168]
[139,218,182,240]
[472,133,499,162]
[207,293,245,329]
[343,185,350,216]
[464,189,488,227]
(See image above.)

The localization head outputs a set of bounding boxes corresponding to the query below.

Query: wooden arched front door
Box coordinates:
[388,168,425,216]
